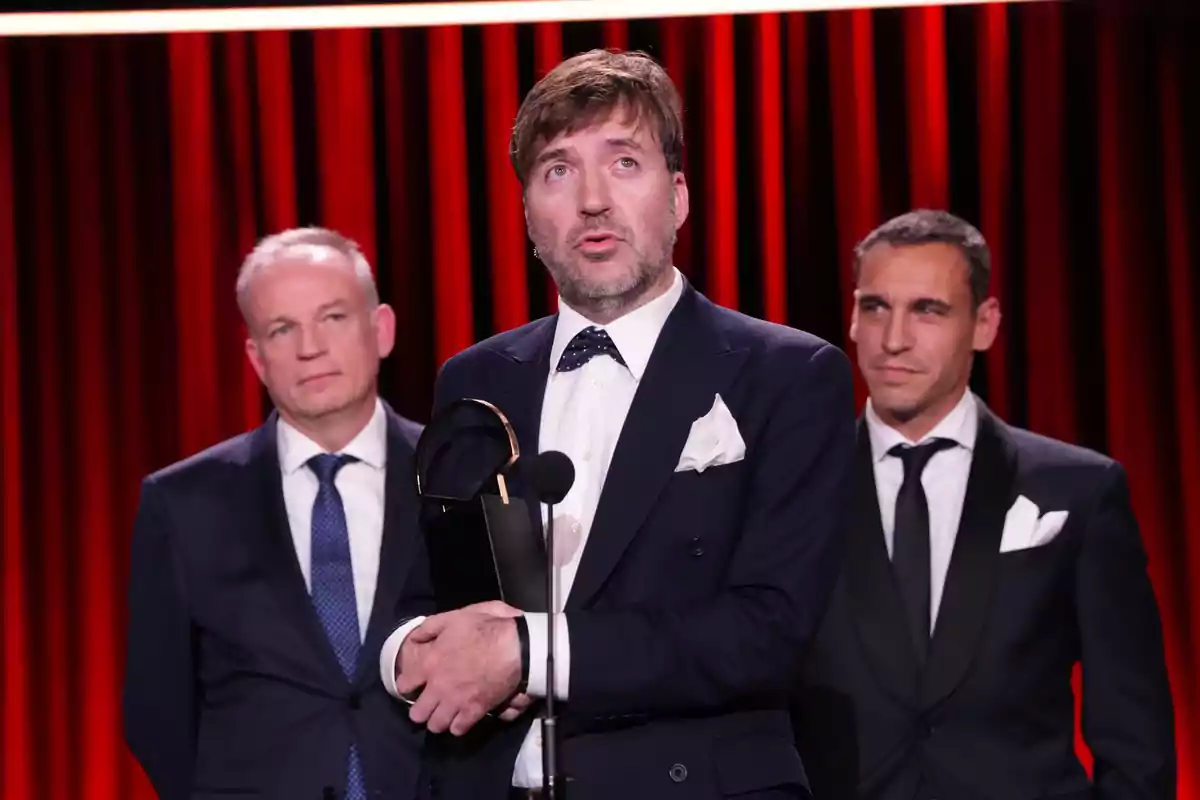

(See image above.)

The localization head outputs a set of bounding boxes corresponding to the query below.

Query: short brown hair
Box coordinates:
[509,49,685,185]
[854,209,991,308]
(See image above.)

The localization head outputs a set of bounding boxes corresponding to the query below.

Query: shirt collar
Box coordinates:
[865,389,978,463]
[549,267,685,382]
[277,397,387,475]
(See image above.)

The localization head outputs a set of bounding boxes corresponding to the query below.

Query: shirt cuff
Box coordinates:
[523,612,570,700]
[379,616,427,701]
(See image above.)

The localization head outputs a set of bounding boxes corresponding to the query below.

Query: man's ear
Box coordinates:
[848,291,861,343]
[972,297,1002,352]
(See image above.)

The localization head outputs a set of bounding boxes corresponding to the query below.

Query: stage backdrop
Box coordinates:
[1,2,1197,797]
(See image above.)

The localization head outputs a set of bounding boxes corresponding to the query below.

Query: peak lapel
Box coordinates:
[565,289,746,610]
[358,408,423,682]
[919,404,1016,710]
[496,318,556,468]
[492,319,556,544]
[847,421,921,707]
[248,416,346,683]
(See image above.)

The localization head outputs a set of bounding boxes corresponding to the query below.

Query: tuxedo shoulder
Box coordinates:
[144,428,258,491]
[389,411,425,449]
[708,304,843,361]
[1005,424,1120,477]
[442,317,552,368]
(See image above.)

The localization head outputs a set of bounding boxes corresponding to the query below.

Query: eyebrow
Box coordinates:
[604,137,645,152]
[264,300,348,327]
[857,294,952,310]
[532,146,572,170]
[532,136,647,171]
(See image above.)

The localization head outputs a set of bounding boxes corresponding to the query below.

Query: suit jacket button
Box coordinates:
[669,763,688,782]
[348,692,361,710]
[689,537,704,556]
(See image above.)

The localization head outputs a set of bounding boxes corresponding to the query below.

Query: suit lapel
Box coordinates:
[846,421,922,707]
[248,416,346,682]
[919,404,1016,709]
[566,288,746,609]
[358,407,423,682]
[497,318,554,471]
[496,317,556,533]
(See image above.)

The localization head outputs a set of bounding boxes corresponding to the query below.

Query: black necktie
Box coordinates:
[556,326,627,372]
[889,438,956,665]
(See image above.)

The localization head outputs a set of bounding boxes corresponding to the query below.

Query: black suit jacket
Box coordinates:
[123,403,433,800]
[793,403,1176,800]
[421,284,856,800]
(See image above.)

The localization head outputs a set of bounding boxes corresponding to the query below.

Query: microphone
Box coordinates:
[525,450,574,799]
[527,450,574,505]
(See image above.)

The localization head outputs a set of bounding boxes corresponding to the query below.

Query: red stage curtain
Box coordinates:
[1,5,1196,797]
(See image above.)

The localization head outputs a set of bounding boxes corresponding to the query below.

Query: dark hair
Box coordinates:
[509,49,685,185]
[853,209,991,307]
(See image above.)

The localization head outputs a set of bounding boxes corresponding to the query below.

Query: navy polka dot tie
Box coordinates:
[308,453,367,800]
[556,326,627,372]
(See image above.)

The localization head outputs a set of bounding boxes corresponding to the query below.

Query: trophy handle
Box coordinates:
[414,397,521,499]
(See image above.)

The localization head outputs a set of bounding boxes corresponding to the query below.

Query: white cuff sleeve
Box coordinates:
[379,616,427,701]
[523,612,570,700]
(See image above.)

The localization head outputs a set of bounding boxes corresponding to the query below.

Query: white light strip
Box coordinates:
[0,0,1051,37]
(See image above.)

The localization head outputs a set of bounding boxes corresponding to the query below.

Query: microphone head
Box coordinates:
[527,450,575,505]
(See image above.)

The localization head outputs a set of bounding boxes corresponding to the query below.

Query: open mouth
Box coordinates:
[577,231,618,247]
[576,232,621,258]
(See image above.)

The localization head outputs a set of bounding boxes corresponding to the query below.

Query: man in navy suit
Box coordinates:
[791,210,1176,799]
[123,228,431,799]
[377,50,857,800]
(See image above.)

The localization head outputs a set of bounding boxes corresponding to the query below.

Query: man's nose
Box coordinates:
[577,167,612,217]
[297,324,327,358]
[881,312,912,353]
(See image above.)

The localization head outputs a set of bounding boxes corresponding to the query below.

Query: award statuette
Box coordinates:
[414,398,547,612]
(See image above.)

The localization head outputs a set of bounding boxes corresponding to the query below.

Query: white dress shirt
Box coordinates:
[510,268,685,786]
[277,397,388,641]
[379,268,685,788]
[864,389,978,633]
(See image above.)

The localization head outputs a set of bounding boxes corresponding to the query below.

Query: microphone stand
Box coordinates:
[541,502,563,799]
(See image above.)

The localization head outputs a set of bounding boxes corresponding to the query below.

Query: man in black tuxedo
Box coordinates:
[123,228,431,799]
[376,49,857,799]
[792,210,1176,799]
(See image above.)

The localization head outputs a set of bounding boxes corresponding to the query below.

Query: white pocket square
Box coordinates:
[675,393,746,473]
[998,494,1069,553]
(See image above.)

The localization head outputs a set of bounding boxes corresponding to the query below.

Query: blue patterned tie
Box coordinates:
[308,453,367,800]
[556,326,627,372]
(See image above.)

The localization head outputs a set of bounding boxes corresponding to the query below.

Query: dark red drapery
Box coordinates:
[1,4,1197,797]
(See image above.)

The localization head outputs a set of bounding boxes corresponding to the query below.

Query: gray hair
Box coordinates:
[853,209,991,308]
[236,227,379,322]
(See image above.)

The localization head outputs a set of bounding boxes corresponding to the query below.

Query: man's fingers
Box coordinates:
[449,704,487,736]
[408,687,439,726]
[396,641,430,695]
[395,669,425,698]
[425,696,459,734]
[498,697,530,722]
[469,600,522,618]
[409,615,451,643]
